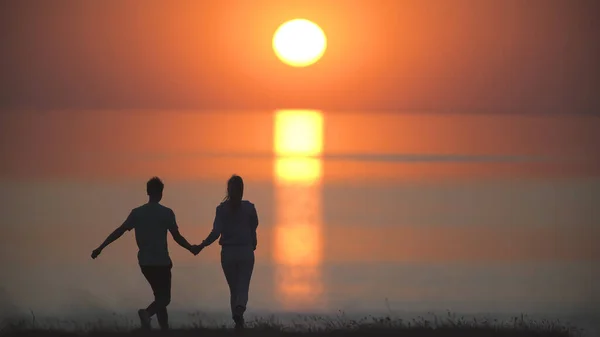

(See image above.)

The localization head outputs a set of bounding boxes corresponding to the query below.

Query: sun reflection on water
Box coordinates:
[273,110,325,311]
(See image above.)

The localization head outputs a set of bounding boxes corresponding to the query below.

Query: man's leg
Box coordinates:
[154,265,172,330]
[140,265,172,329]
[140,266,158,329]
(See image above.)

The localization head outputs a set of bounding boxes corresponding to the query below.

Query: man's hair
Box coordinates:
[147,176,164,195]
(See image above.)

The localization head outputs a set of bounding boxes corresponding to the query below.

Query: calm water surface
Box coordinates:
[0,110,598,332]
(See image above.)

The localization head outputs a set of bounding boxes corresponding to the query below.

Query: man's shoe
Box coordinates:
[138,309,151,330]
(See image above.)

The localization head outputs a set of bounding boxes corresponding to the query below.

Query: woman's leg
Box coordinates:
[221,253,239,318]
[234,251,255,317]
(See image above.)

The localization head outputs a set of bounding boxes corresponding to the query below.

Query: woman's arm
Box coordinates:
[251,205,259,250]
[200,206,223,248]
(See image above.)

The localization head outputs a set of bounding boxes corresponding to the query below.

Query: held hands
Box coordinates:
[190,244,204,256]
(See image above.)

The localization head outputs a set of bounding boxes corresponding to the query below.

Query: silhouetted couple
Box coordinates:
[91,175,259,332]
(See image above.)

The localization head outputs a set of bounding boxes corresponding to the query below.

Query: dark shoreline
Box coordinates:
[1,314,584,337]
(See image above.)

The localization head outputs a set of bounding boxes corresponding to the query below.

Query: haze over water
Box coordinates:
[1,110,598,329]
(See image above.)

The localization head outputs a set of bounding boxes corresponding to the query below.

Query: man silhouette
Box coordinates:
[91,177,196,331]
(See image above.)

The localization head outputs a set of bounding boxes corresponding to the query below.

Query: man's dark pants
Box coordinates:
[140,264,172,330]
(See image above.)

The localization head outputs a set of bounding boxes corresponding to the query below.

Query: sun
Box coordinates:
[273,19,327,67]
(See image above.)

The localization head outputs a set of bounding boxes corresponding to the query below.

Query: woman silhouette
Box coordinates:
[196,175,259,330]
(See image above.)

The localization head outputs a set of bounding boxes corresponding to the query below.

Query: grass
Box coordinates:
[0,312,584,337]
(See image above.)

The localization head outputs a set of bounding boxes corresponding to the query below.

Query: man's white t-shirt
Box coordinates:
[122,202,178,266]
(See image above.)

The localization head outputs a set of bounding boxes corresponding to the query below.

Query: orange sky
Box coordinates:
[1,0,598,113]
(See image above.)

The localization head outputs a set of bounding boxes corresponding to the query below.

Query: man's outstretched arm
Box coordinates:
[91,227,129,259]
[98,226,128,250]
[92,211,134,259]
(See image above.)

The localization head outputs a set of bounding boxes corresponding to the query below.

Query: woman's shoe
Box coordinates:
[233,305,245,332]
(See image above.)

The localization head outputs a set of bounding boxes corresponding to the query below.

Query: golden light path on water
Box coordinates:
[273,110,325,311]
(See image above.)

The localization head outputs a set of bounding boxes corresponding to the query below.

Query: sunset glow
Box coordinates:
[273,19,327,67]
[2,0,599,324]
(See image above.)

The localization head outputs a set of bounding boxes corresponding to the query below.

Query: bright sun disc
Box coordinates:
[273,19,327,67]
